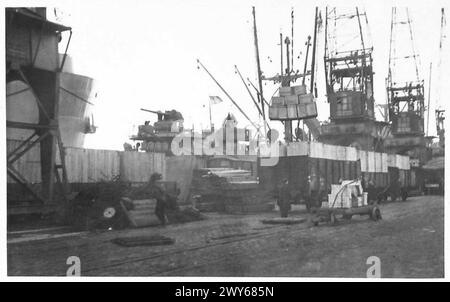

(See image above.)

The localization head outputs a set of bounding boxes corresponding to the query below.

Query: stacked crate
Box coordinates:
[269,85,318,120]
[327,181,368,209]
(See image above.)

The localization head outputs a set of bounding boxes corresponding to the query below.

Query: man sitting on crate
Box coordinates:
[277,178,291,218]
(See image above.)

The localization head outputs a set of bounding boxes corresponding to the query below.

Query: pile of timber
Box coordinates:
[190,169,229,212]
[191,168,274,214]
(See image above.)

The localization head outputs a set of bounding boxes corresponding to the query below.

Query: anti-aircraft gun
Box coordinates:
[130,108,185,153]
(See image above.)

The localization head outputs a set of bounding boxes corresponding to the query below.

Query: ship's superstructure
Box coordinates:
[131,109,252,156]
[131,109,184,153]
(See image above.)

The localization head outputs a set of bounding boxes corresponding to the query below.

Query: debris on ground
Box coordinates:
[167,207,207,224]
[261,217,306,225]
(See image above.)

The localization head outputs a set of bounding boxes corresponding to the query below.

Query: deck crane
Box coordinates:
[385,8,428,163]
[319,7,387,151]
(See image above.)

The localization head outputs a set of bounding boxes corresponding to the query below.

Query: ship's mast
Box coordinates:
[436,8,446,147]
[324,6,329,94]
[427,62,432,136]
[262,8,319,143]
[252,7,267,136]
[310,7,319,94]
[302,36,311,86]
[280,33,284,76]
[284,36,293,141]
[291,8,294,72]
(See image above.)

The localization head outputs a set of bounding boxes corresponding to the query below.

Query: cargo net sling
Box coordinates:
[269,84,318,120]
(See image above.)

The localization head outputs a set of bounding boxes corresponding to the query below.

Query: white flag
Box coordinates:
[209,95,223,105]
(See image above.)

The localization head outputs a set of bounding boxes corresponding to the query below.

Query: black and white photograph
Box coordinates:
[2,0,447,281]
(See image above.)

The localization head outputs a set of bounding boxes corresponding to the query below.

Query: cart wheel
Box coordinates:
[371,207,382,221]
[329,213,337,225]
[102,206,116,219]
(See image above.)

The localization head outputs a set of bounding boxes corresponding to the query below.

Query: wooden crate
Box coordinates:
[287,104,298,119]
[285,95,299,105]
[298,93,314,104]
[279,86,293,96]
[292,85,307,95]
[271,96,285,106]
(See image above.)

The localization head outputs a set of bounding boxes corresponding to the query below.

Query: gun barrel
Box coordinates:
[140,108,168,115]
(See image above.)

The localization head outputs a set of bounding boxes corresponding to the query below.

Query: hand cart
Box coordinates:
[312,179,382,226]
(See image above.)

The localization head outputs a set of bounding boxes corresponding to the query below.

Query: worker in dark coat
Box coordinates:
[277,178,291,218]
[148,173,166,226]
[367,178,376,203]
[317,176,327,208]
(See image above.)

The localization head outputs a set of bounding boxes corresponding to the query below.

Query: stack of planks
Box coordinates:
[191,168,274,214]
[190,169,230,212]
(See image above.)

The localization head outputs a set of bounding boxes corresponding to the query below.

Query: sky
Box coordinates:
[42,0,448,150]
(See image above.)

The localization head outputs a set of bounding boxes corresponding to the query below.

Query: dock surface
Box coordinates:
[7,195,444,277]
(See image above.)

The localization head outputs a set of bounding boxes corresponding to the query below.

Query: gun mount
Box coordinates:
[128,109,185,153]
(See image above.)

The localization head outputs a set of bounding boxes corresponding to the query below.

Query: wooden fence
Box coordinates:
[7,140,166,184]
[7,140,207,204]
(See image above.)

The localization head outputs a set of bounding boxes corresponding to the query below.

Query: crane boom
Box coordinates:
[197,59,259,131]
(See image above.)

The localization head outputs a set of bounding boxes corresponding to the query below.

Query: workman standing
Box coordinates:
[277,178,291,218]
[148,173,166,226]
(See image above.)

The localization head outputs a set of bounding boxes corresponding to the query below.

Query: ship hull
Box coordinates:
[6,71,96,148]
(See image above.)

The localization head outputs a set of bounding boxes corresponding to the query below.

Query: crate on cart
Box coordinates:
[313,179,381,226]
